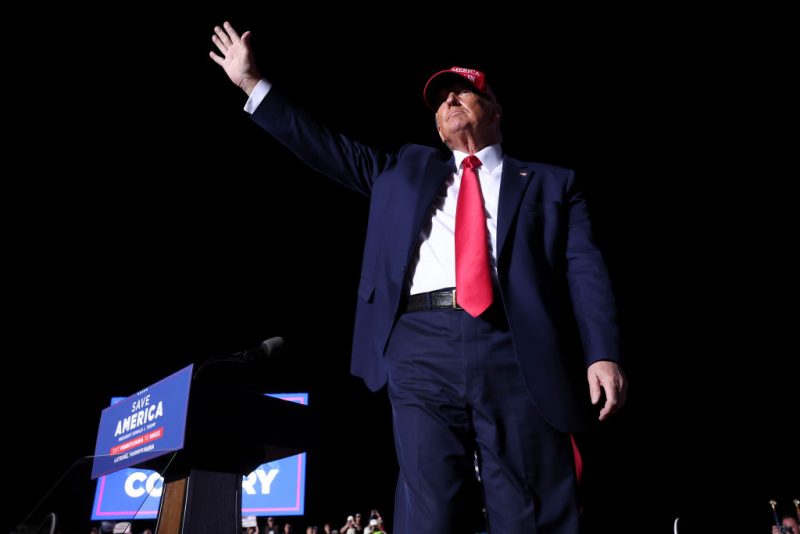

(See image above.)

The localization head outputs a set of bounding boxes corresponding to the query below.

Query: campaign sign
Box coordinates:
[91,393,308,520]
[91,365,193,480]
[242,393,307,516]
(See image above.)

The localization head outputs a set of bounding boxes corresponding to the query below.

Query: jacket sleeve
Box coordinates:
[250,86,396,197]
[563,171,621,366]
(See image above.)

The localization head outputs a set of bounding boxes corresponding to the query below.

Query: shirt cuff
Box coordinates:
[244,79,272,114]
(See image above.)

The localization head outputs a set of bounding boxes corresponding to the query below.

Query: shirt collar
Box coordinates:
[453,143,503,173]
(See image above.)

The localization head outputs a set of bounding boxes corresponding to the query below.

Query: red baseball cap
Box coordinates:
[423,66,489,110]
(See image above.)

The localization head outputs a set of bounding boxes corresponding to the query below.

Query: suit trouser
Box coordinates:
[385,304,579,534]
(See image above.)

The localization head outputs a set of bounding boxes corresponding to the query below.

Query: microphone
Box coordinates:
[236,336,286,363]
[193,337,286,377]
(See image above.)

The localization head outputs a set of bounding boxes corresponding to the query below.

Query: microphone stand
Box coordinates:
[192,337,284,379]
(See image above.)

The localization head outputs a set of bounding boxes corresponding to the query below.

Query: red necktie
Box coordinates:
[455,155,493,317]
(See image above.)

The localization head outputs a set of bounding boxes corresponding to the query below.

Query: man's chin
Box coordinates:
[444,119,467,134]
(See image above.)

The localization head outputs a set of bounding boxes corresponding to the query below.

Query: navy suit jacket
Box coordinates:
[252,88,620,432]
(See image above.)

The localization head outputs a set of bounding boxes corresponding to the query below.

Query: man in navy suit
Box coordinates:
[211,21,627,534]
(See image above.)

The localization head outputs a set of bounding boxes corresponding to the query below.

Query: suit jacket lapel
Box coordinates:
[497,157,533,259]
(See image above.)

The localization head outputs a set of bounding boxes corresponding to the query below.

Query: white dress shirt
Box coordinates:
[408,144,502,295]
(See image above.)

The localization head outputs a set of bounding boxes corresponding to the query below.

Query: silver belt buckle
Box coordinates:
[452,288,462,310]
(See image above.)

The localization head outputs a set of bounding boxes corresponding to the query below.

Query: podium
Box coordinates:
[92,364,314,534]
[157,379,312,534]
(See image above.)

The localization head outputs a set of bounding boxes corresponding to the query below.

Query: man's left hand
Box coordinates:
[587,361,627,421]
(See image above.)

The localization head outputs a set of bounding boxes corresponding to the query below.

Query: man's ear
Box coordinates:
[494,102,503,122]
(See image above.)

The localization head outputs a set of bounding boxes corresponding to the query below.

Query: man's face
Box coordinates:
[783,518,799,534]
[435,82,499,143]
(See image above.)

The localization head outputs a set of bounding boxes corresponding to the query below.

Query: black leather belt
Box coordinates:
[405,288,462,312]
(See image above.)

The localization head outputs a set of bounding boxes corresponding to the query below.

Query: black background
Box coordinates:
[5,6,797,534]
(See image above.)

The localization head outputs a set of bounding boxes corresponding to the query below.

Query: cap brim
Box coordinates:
[423,71,483,110]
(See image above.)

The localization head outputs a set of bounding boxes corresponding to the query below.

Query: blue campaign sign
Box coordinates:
[91,365,193,480]
[242,393,307,516]
[91,393,308,520]
[90,467,164,520]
